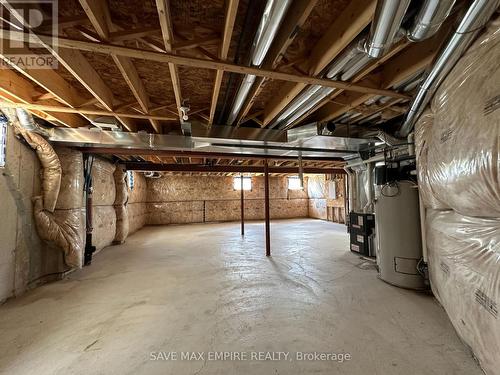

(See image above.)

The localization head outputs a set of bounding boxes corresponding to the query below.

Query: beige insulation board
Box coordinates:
[147,175,308,202]
[145,176,309,225]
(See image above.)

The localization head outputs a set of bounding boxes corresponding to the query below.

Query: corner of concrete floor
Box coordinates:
[0,219,480,375]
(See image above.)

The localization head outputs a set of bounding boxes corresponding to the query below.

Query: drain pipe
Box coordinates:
[398,0,500,137]
[226,0,292,125]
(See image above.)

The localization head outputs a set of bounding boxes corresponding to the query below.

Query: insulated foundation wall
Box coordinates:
[90,159,116,252]
[128,172,147,234]
[415,20,500,375]
[146,175,309,225]
[0,127,65,302]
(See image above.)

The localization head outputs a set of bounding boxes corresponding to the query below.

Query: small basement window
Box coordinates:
[288,176,303,190]
[0,118,6,168]
[233,176,252,191]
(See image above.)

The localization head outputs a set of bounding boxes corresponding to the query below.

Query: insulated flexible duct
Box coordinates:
[16,129,61,212]
[7,109,84,268]
[113,167,129,244]
[32,196,83,268]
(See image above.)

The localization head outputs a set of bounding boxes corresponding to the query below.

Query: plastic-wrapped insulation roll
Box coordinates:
[18,130,61,213]
[113,167,129,244]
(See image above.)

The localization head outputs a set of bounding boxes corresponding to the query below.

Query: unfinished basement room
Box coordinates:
[0,0,499,374]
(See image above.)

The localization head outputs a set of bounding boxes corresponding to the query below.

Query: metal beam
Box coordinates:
[79,147,345,162]
[123,162,345,174]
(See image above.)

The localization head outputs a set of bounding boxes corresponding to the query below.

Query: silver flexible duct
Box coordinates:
[398,0,500,137]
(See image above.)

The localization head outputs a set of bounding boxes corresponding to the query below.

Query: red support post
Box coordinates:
[240,175,245,236]
[264,160,270,256]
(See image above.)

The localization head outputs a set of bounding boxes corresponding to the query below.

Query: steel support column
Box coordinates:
[240,175,245,236]
[264,160,270,256]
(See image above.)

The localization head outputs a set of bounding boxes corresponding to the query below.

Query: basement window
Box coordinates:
[288,176,303,190]
[233,176,252,191]
[0,118,6,168]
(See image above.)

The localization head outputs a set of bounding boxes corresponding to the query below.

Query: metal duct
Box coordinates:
[365,0,411,58]
[272,85,323,127]
[280,87,335,129]
[251,0,292,66]
[272,0,412,130]
[270,36,370,129]
[408,0,456,42]
[398,0,500,137]
[226,75,256,125]
[226,0,292,125]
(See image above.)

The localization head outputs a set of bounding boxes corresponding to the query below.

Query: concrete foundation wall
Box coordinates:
[146,175,309,225]
[0,128,65,302]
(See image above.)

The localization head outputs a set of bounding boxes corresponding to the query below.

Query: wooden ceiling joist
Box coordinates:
[156,0,184,122]
[262,0,377,127]
[0,43,84,109]
[5,31,409,101]
[208,0,239,127]
[0,101,176,121]
[78,0,159,132]
[0,69,87,127]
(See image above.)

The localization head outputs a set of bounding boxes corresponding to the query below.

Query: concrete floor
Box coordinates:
[0,219,480,375]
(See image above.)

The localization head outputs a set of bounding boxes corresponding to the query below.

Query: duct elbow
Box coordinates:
[33,196,83,268]
[366,0,411,58]
[20,131,61,212]
[407,0,457,42]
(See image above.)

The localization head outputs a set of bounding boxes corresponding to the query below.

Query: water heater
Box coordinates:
[374,181,425,289]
